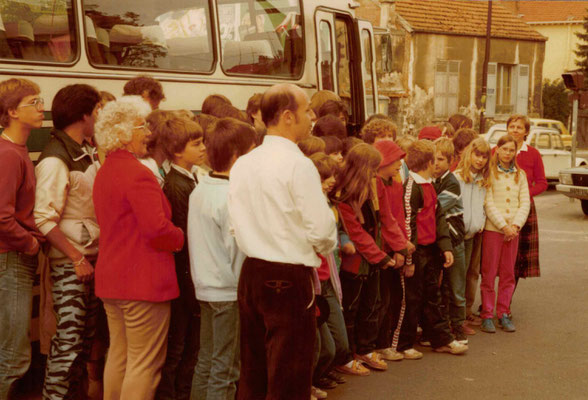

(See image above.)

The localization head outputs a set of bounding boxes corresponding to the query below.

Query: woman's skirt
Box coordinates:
[515,200,540,278]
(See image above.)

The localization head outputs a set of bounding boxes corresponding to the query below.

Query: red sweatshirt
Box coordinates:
[516,144,547,198]
[0,137,42,253]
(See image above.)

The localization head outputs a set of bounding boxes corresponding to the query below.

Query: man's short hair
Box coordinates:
[434,137,455,161]
[152,113,204,160]
[123,76,164,101]
[52,84,101,130]
[506,114,530,134]
[405,140,435,172]
[0,78,40,128]
[360,118,398,144]
[312,115,347,140]
[261,88,299,128]
[207,117,257,171]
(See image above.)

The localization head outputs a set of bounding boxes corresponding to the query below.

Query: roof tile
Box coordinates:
[395,0,546,41]
[500,1,588,23]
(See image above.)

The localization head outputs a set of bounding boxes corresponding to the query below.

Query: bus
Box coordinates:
[0,0,380,161]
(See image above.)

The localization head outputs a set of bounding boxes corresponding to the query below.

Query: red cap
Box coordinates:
[418,126,442,141]
[374,140,406,168]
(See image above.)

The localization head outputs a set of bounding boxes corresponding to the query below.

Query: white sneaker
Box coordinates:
[312,386,327,399]
[377,347,404,361]
[402,348,423,360]
[434,340,468,355]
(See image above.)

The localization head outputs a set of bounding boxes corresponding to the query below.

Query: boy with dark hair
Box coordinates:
[399,140,468,359]
[0,78,44,399]
[188,118,257,399]
[34,84,102,399]
[433,138,470,342]
[312,115,347,140]
[123,75,165,109]
[158,115,206,400]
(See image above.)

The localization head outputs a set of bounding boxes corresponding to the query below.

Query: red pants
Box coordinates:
[480,230,519,319]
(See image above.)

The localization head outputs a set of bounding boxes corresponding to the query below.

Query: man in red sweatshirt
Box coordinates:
[0,78,44,399]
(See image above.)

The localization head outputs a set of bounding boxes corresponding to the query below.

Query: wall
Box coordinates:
[410,33,545,118]
[532,23,583,81]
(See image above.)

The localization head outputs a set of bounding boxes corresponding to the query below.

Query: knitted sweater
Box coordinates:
[484,167,531,233]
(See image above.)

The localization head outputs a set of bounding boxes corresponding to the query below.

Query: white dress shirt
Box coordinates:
[228,135,337,268]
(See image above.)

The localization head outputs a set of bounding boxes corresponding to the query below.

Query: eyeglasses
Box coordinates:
[18,97,44,112]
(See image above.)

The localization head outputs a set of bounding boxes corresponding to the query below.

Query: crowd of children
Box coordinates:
[0,76,542,400]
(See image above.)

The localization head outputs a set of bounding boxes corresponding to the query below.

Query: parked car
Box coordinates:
[484,124,587,181]
[529,118,572,150]
[557,167,588,215]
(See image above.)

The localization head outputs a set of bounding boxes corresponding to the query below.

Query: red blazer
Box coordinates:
[516,145,547,198]
[93,150,183,302]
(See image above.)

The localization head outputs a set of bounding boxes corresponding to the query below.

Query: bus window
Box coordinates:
[318,20,334,91]
[84,0,214,72]
[334,18,351,117]
[217,0,303,78]
[0,0,77,63]
[361,29,376,116]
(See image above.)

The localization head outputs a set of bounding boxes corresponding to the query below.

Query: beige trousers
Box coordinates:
[102,299,171,400]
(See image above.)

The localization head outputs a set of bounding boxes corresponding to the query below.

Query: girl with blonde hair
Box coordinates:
[455,137,491,328]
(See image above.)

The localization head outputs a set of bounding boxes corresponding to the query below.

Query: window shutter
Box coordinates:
[515,64,529,115]
[486,62,497,117]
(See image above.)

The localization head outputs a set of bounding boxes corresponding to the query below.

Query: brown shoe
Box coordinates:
[334,360,371,376]
[466,314,482,326]
[355,352,388,371]
[462,322,476,335]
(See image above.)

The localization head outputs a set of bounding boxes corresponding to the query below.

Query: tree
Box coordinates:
[542,79,570,124]
[575,8,588,74]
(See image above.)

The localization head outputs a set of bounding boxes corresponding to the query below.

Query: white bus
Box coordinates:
[0,0,379,160]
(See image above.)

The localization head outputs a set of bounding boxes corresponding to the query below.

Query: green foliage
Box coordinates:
[576,8,588,73]
[542,79,570,124]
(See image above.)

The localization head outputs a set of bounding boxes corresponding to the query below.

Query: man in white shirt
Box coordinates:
[228,83,337,400]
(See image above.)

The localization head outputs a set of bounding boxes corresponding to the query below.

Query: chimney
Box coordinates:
[380,0,397,29]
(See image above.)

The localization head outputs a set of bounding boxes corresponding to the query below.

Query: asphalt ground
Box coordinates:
[327,188,588,400]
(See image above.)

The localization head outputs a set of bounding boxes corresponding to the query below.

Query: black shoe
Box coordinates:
[327,370,347,384]
[315,377,338,390]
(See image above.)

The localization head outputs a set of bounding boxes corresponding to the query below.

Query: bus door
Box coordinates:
[314,11,377,134]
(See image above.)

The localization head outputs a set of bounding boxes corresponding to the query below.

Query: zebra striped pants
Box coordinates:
[42,263,98,400]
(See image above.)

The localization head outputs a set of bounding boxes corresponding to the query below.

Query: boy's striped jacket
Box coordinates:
[433,170,465,246]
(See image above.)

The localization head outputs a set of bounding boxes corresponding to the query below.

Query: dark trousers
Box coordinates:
[398,245,453,351]
[237,258,316,400]
[313,279,352,383]
[156,290,200,400]
[376,267,403,350]
[340,267,381,355]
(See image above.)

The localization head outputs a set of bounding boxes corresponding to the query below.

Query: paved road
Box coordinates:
[328,188,588,400]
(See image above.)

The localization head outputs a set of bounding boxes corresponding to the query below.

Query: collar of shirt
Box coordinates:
[435,169,451,184]
[171,163,196,182]
[263,134,302,154]
[52,129,95,162]
[517,142,529,155]
[409,170,432,184]
[497,163,516,174]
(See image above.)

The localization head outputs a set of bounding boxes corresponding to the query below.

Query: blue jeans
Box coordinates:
[441,242,467,328]
[0,251,37,399]
[191,301,239,400]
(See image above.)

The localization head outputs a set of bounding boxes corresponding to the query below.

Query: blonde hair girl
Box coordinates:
[457,137,491,188]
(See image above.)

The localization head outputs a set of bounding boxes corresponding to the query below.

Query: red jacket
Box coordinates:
[516,145,547,198]
[338,180,408,270]
[93,150,183,302]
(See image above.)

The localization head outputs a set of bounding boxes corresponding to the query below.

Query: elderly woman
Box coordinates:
[506,115,547,305]
[92,96,184,400]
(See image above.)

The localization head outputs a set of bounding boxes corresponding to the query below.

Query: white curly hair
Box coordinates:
[94,95,152,154]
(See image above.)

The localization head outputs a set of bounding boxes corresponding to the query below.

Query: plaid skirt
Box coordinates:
[515,200,540,278]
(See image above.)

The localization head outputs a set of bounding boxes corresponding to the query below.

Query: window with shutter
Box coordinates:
[515,64,529,115]
[434,60,459,118]
[486,62,497,117]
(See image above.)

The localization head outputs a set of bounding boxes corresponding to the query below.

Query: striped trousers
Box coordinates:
[42,263,98,400]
